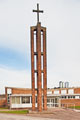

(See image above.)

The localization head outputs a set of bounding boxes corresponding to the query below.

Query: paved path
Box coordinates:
[28,108,80,120]
[0,108,80,120]
[0,113,58,120]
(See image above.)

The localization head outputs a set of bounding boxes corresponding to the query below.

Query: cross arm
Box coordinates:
[33,10,43,13]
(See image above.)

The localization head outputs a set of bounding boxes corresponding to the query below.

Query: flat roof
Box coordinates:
[11,93,80,97]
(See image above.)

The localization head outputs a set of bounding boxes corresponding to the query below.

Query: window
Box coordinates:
[7,89,12,94]
[47,99,50,103]
[75,96,79,99]
[68,96,70,99]
[55,98,58,103]
[16,97,20,104]
[22,97,30,103]
[12,97,20,104]
[68,89,74,94]
[73,96,75,99]
[68,96,75,99]
[61,96,63,99]
[47,91,52,94]
[51,99,54,103]
[61,90,66,94]
[12,97,15,104]
[7,94,11,103]
[54,90,59,94]
[70,96,73,99]
[65,96,67,99]
[61,96,67,99]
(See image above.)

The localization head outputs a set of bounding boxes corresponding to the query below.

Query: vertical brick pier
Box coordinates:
[31,4,47,112]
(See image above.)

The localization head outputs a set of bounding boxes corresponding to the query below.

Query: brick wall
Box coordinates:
[74,88,80,94]
[4,87,80,108]
[12,88,32,94]
[51,87,80,94]
[5,87,37,106]
[0,99,6,107]
[0,95,6,107]
[61,99,80,107]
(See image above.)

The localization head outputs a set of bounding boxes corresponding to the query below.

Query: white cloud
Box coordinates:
[0,67,31,94]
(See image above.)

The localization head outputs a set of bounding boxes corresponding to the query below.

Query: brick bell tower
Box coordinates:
[31,4,47,112]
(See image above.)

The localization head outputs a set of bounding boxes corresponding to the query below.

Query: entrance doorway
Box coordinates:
[47,96,60,107]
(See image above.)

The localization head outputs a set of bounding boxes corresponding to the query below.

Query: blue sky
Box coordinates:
[0,0,80,93]
[0,47,29,70]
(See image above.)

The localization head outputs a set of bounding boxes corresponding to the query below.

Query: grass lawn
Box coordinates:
[69,106,80,109]
[0,110,29,114]
[0,107,8,109]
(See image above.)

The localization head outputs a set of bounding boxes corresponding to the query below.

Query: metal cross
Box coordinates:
[33,3,43,23]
